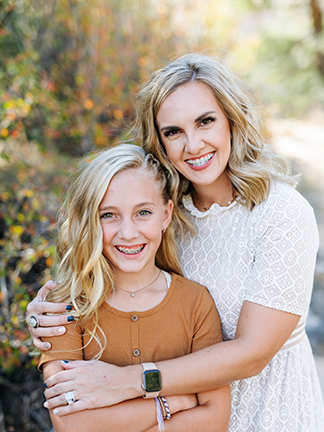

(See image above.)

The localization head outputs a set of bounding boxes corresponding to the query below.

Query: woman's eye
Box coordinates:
[200,116,215,126]
[100,212,114,219]
[164,128,180,138]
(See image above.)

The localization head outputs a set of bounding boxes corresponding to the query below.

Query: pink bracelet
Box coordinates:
[155,397,165,431]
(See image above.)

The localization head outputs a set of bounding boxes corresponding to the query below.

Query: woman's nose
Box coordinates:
[184,132,204,154]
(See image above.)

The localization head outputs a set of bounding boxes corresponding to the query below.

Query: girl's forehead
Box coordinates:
[107,166,159,194]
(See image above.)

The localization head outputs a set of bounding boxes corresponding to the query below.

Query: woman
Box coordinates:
[38,144,230,432]
[27,53,324,431]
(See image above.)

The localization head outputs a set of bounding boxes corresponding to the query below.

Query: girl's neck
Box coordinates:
[106,267,169,312]
[113,266,161,291]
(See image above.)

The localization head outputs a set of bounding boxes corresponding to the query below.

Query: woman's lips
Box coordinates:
[185,151,215,171]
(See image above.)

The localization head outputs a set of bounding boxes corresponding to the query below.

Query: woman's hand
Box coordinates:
[26,280,74,350]
[43,359,143,415]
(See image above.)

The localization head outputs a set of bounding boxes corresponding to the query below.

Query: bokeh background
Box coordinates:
[1,0,324,430]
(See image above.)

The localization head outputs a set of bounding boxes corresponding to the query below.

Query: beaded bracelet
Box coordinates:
[159,396,171,420]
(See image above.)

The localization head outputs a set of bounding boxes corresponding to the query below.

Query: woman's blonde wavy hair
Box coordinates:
[134,53,296,221]
[46,144,182,358]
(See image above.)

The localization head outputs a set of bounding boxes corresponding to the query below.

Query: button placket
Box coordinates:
[131,313,140,363]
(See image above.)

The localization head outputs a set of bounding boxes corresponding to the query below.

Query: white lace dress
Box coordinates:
[179,182,324,431]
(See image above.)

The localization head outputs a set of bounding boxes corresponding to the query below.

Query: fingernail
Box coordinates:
[58,327,66,334]
[65,305,72,311]
[53,409,59,415]
[67,316,74,322]
[44,401,49,408]
[44,382,48,389]
[61,360,69,364]
[45,343,51,349]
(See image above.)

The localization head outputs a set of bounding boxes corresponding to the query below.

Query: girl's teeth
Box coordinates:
[116,245,144,255]
[187,152,214,167]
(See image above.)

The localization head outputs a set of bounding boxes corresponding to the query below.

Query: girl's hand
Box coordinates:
[43,360,142,415]
[166,394,198,414]
[26,280,74,350]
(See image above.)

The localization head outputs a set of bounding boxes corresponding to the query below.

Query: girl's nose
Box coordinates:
[119,218,137,240]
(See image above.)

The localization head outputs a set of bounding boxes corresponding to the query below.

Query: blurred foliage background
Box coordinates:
[0,0,324,430]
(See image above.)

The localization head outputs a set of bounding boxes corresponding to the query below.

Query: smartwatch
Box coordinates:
[141,362,162,398]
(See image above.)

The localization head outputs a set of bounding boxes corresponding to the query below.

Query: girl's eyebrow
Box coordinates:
[159,110,217,131]
[99,206,116,212]
[99,202,156,212]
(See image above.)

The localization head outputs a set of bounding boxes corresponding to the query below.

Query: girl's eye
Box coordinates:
[164,128,180,138]
[138,210,151,216]
[100,212,114,219]
[200,116,215,126]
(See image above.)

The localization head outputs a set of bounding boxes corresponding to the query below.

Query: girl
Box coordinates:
[28,54,324,431]
[38,144,231,432]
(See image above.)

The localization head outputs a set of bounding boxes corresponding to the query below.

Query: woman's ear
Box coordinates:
[163,199,173,231]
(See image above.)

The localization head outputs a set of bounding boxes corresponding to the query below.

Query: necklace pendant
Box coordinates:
[131,293,135,298]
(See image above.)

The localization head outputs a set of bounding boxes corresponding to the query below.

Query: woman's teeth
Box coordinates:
[186,152,214,167]
[116,245,144,255]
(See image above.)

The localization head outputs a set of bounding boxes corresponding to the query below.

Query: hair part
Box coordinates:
[133,53,296,215]
[46,144,182,358]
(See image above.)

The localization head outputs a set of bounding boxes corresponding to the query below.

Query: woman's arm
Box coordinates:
[43,300,299,411]
[43,361,198,432]
[157,300,300,395]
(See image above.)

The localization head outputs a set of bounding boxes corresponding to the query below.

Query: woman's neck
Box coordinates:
[191,174,234,212]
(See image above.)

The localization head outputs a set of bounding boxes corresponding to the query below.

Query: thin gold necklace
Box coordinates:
[114,269,162,298]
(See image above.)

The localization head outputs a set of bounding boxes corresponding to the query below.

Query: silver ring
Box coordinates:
[28,315,39,329]
[65,391,76,405]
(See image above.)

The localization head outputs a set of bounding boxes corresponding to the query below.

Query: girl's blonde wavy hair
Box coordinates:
[134,53,296,223]
[46,144,182,358]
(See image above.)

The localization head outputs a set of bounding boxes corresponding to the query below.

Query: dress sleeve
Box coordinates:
[245,186,319,315]
[38,320,84,371]
[191,287,223,353]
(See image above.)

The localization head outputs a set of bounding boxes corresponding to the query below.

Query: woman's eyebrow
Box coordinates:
[160,124,178,132]
[194,110,216,123]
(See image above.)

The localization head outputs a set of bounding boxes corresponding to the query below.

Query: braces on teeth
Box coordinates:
[187,152,214,167]
[116,245,144,254]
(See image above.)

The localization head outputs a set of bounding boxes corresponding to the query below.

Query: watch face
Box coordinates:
[143,370,162,392]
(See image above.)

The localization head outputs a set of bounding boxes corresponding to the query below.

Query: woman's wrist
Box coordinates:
[124,364,145,400]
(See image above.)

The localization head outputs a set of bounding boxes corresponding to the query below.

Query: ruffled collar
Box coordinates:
[182,194,239,218]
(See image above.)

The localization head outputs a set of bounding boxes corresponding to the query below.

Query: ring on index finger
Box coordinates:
[28,315,40,329]
[65,391,76,405]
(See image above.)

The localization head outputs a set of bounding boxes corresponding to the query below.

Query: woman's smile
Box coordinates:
[185,151,215,170]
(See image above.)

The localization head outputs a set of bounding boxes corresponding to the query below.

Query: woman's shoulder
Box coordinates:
[257,181,315,215]
[253,181,318,239]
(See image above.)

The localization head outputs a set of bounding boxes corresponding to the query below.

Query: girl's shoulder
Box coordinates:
[170,273,214,302]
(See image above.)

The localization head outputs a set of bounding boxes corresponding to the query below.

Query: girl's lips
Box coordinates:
[185,151,215,171]
[115,244,145,256]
